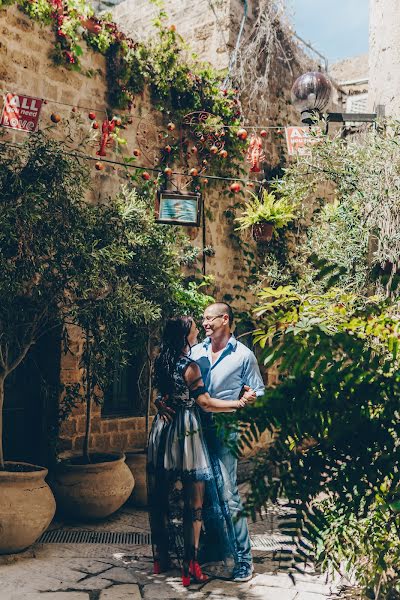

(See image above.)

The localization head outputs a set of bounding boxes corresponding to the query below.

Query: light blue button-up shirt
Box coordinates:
[190,335,265,401]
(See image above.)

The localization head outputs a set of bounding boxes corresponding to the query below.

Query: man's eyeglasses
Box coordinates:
[202,314,224,323]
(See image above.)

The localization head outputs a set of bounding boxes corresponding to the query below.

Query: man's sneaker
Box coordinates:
[232,562,254,582]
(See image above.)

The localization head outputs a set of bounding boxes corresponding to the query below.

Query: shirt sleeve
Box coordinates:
[242,351,265,396]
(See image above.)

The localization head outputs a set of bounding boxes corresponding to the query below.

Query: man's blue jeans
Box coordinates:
[216,442,252,566]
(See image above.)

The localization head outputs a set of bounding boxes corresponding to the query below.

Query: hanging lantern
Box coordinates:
[291,71,332,124]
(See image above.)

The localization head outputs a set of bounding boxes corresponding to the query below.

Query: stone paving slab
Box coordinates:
[0,506,344,600]
[100,584,141,600]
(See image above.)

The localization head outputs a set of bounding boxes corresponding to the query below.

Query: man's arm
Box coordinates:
[242,351,265,397]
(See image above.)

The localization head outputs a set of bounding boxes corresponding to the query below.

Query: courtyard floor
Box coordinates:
[0,503,345,600]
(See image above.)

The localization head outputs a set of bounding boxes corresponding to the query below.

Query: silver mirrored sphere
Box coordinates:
[291,72,332,113]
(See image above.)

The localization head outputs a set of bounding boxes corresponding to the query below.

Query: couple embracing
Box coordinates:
[147,302,265,588]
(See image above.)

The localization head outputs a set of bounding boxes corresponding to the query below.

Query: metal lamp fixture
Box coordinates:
[291,71,378,125]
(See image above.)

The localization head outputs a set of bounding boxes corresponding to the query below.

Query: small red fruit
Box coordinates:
[202,159,208,166]
[203,178,209,185]
[237,128,248,141]
[169,24,176,32]
[93,24,102,34]
[164,167,173,177]
[133,148,141,157]
[113,117,122,126]
[219,149,228,158]
[191,146,198,154]
[95,162,104,171]
[210,145,218,154]
[142,171,151,180]
[92,121,99,129]
[247,181,255,188]
[190,168,199,177]
[50,113,61,123]
[167,122,175,131]
[260,129,268,137]
[165,145,172,153]
[230,182,241,193]
[88,111,96,120]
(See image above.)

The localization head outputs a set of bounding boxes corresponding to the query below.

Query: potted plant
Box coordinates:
[235,189,297,242]
[0,133,96,553]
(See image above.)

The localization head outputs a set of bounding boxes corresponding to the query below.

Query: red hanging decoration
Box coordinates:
[246,133,266,173]
[97,118,116,157]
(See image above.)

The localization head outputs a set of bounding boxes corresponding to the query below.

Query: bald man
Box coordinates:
[190,302,265,582]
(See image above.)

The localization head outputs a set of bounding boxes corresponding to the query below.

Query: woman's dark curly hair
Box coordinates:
[154,316,193,396]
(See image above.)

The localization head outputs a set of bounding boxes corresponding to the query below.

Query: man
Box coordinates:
[190,302,265,582]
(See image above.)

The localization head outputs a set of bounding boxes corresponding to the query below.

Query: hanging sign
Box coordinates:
[155,191,202,226]
[0,93,43,132]
[285,126,322,156]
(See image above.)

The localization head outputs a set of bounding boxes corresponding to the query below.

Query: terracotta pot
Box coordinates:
[252,222,274,242]
[50,453,134,520]
[0,462,56,555]
[125,450,148,507]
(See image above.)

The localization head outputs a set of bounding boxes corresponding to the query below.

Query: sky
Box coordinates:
[286,0,369,66]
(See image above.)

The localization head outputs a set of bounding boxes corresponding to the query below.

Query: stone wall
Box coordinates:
[0,1,310,458]
[369,0,400,116]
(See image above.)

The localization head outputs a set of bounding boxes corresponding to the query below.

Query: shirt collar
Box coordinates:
[202,334,237,350]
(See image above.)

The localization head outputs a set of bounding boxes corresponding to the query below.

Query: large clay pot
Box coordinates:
[50,453,134,520]
[0,462,56,555]
[125,450,147,507]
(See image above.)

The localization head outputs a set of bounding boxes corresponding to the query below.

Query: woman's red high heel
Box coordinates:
[182,567,191,587]
[189,560,209,583]
[153,560,161,575]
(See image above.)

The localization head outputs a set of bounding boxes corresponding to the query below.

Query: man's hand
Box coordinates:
[241,385,257,404]
[154,395,175,423]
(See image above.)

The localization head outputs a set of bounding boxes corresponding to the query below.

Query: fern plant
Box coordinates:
[235,265,400,599]
[235,189,297,232]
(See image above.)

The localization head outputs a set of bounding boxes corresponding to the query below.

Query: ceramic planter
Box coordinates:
[0,462,56,554]
[50,453,134,520]
[125,450,148,507]
[252,222,274,242]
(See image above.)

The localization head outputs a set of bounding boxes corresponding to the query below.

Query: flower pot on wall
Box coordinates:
[125,450,148,507]
[252,222,274,242]
[0,462,56,554]
[50,453,134,520]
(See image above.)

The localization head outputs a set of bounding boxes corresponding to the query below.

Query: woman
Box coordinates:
[147,316,252,587]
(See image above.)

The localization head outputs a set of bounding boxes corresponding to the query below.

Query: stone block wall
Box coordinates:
[0,1,314,459]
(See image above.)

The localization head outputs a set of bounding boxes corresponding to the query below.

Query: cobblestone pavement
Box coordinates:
[0,503,344,600]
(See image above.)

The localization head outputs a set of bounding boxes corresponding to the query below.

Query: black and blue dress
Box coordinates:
[147,355,237,566]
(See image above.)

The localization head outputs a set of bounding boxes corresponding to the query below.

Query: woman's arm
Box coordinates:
[184,362,247,413]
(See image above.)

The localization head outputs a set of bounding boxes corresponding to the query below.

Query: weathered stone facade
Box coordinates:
[0,1,309,461]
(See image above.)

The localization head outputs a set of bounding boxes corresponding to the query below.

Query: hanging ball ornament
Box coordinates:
[167,122,176,131]
[164,167,173,177]
[260,129,268,137]
[190,168,199,177]
[133,148,141,157]
[237,128,248,141]
[165,145,172,153]
[219,149,228,158]
[88,111,96,120]
[191,146,198,154]
[95,161,104,171]
[113,117,122,126]
[203,178,209,185]
[230,182,241,193]
[50,113,61,123]
[202,159,208,166]
[247,181,255,188]
[142,171,151,180]
[210,145,218,155]
[92,121,99,129]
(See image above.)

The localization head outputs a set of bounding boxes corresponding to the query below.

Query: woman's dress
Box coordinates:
[147,355,237,565]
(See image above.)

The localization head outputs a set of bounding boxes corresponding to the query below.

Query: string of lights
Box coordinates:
[0,139,271,186]
[0,89,291,131]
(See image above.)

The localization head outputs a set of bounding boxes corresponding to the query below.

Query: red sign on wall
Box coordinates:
[285,126,322,156]
[0,93,43,132]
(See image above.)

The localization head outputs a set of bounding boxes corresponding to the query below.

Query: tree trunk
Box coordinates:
[0,375,5,470]
[83,328,91,464]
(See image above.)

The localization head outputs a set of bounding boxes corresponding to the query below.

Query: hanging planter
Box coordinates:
[252,222,274,243]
